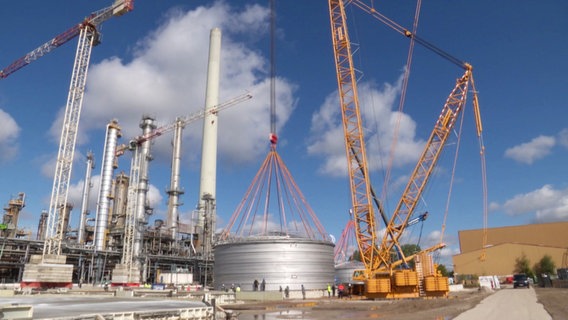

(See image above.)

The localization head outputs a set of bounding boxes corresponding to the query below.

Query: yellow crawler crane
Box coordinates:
[328,0,483,298]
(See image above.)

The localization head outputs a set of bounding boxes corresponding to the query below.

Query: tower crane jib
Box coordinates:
[0,1,133,80]
[118,93,252,281]
[115,93,252,156]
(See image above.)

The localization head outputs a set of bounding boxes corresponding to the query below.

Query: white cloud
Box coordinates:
[39,149,92,180]
[499,184,568,222]
[48,2,295,169]
[557,128,568,148]
[504,135,555,164]
[147,184,164,209]
[307,73,424,177]
[0,109,20,161]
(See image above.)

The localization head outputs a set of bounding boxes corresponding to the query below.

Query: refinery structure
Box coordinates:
[0,1,260,289]
[0,0,489,302]
[0,0,337,292]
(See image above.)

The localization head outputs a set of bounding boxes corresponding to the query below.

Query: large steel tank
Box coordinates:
[214,235,334,291]
[335,261,365,285]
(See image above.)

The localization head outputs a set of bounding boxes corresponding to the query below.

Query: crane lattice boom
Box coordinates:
[379,67,472,269]
[328,0,381,272]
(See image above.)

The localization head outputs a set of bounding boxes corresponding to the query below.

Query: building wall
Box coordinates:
[458,221,568,254]
[454,242,567,276]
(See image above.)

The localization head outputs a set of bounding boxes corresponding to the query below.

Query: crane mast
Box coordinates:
[43,26,95,256]
[41,1,133,258]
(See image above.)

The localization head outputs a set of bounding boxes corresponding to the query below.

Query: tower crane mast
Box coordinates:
[4,1,135,258]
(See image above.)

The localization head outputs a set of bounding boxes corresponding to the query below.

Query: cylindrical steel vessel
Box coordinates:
[94,120,121,251]
[334,261,365,285]
[214,236,334,291]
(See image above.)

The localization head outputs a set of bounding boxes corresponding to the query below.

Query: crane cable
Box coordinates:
[269,0,277,146]
[438,73,488,258]
[381,0,422,205]
[471,74,489,261]
[439,102,466,248]
[351,0,467,70]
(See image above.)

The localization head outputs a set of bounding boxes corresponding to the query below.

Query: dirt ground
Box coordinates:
[535,287,568,320]
[229,287,568,320]
[230,290,491,319]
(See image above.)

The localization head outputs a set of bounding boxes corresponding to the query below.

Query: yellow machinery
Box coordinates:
[328,0,483,298]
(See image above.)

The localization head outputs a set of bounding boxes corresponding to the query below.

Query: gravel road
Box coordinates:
[234,287,568,319]
[455,287,551,320]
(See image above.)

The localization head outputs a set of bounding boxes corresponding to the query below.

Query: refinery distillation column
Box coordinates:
[133,116,155,270]
[78,152,95,244]
[112,116,155,286]
[167,118,184,240]
[197,28,221,257]
[94,120,121,251]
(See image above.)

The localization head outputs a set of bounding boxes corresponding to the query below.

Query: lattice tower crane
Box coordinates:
[49,1,132,258]
[119,93,252,283]
[0,1,134,257]
[1,2,133,259]
[328,0,485,297]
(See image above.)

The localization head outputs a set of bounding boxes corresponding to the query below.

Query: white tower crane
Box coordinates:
[11,1,133,288]
[43,0,133,258]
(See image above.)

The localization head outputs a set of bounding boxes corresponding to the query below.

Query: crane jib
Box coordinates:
[0,1,134,80]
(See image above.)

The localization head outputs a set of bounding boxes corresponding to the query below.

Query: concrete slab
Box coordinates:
[1,296,208,319]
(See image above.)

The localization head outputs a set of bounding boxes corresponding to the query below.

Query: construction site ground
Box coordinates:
[1,286,566,319]
[230,287,568,320]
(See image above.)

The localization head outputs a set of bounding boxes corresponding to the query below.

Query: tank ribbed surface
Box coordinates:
[334,261,365,284]
[214,236,334,291]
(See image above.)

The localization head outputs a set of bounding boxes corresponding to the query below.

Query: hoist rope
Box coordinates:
[439,101,466,244]
[351,0,467,69]
[270,0,277,139]
[471,75,489,260]
[381,0,423,204]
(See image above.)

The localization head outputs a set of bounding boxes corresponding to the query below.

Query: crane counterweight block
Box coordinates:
[113,0,134,16]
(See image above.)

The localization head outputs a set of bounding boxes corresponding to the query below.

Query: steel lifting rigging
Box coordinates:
[220,0,330,243]
[328,0,486,298]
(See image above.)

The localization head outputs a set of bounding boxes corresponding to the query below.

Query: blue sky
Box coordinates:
[0,1,567,268]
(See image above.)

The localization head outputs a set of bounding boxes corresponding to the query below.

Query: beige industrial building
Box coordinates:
[453,221,568,276]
